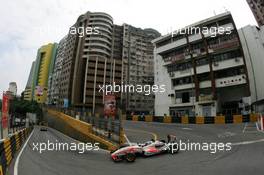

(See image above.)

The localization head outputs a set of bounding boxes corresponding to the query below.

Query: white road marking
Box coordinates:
[124,134,131,145]
[242,123,248,133]
[14,129,34,175]
[182,127,192,130]
[232,138,264,146]
[217,132,236,138]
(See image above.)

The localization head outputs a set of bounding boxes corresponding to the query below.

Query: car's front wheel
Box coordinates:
[125,153,136,162]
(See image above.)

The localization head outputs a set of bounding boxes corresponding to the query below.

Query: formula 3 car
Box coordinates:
[111,135,179,162]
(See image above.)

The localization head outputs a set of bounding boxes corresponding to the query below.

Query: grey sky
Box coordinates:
[0,0,257,96]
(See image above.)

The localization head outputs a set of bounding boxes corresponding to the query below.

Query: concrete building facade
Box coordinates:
[8,82,17,96]
[247,0,264,26]
[153,12,251,117]
[57,11,159,115]
[239,25,264,113]
[58,12,122,113]
[121,25,160,114]
[47,36,67,105]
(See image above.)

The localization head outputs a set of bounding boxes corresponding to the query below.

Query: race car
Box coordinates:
[111,135,179,162]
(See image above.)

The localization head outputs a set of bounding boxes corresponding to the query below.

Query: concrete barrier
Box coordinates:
[145,115,153,122]
[132,115,138,121]
[163,116,172,123]
[0,127,33,175]
[123,114,258,124]
[215,116,225,124]
[196,116,204,124]
[46,109,117,151]
[233,115,243,123]
[181,116,189,124]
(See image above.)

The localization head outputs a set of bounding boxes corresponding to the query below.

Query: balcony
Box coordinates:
[196,64,210,74]
[170,97,195,107]
[209,38,240,52]
[213,57,244,71]
[156,38,187,54]
[199,80,211,88]
[199,94,213,102]
[163,53,186,66]
[189,33,202,42]
[173,83,195,91]
[191,49,206,58]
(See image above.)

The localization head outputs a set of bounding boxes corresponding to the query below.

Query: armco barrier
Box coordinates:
[46,109,117,151]
[0,127,33,175]
[124,114,258,124]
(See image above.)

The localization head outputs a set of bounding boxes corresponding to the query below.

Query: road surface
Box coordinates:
[8,121,264,175]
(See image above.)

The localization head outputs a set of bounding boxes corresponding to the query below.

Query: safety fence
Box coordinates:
[44,109,118,151]
[123,114,258,124]
[45,106,122,145]
[87,116,121,144]
[0,127,33,175]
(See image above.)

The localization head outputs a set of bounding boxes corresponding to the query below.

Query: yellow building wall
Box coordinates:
[34,44,54,103]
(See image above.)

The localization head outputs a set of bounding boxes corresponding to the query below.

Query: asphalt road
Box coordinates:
[9,121,264,175]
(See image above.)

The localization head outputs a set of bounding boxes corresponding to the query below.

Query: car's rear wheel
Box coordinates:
[169,143,179,154]
[125,153,136,162]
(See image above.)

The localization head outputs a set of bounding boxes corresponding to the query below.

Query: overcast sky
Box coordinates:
[0,0,257,97]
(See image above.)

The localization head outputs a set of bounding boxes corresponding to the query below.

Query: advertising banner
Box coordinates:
[104,94,116,117]
[35,86,43,96]
[1,93,9,129]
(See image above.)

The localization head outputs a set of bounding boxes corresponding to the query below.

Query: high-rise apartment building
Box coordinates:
[153,12,251,117]
[58,12,121,113]
[8,82,17,96]
[32,43,58,103]
[24,61,36,101]
[121,24,160,114]
[47,36,67,105]
[58,11,159,114]
[247,0,264,26]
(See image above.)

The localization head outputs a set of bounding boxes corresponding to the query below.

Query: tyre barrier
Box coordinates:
[124,114,258,124]
[0,127,33,175]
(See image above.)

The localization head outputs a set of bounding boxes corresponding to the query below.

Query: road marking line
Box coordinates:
[232,138,264,146]
[242,123,248,133]
[125,129,158,140]
[124,134,131,145]
[182,127,192,130]
[14,128,34,175]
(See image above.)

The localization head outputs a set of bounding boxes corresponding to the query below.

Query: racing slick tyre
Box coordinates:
[169,143,179,154]
[125,153,136,162]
